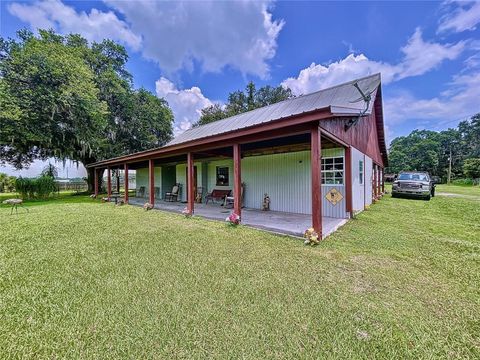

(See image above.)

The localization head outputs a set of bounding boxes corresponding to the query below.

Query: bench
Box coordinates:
[205,189,231,204]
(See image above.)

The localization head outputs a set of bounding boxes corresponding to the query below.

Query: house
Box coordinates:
[88,73,387,238]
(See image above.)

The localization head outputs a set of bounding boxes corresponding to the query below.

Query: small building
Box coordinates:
[88,74,387,238]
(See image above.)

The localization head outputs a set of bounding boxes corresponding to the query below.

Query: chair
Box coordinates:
[137,186,146,198]
[224,183,245,208]
[164,184,180,202]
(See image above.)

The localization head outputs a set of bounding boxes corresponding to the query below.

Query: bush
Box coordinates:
[463,158,480,179]
[451,178,475,186]
[0,173,16,193]
[15,176,57,199]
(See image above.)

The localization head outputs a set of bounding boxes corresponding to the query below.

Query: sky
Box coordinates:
[1,0,479,177]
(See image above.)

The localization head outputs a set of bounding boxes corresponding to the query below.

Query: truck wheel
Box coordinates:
[424,194,431,201]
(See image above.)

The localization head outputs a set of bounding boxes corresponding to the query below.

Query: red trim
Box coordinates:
[345,146,353,217]
[94,168,99,197]
[88,110,332,168]
[107,167,112,199]
[124,163,129,203]
[311,126,322,237]
[381,168,385,194]
[233,144,242,218]
[187,152,194,214]
[149,159,155,205]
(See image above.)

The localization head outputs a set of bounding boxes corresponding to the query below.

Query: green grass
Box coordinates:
[435,184,480,197]
[1,187,479,358]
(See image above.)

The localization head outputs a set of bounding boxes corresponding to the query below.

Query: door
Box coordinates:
[161,165,176,199]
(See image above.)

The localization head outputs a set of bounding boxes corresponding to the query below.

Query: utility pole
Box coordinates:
[447,148,452,184]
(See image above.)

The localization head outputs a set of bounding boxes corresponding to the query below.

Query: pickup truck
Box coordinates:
[391,171,435,200]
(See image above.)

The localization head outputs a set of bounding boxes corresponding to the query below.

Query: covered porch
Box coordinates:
[127,197,347,238]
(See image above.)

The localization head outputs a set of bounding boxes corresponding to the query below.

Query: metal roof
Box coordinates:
[168,73,381,146]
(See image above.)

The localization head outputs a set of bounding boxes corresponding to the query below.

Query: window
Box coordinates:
[321,157,344,185]
[359,160,364,185]
[216,166,229,186]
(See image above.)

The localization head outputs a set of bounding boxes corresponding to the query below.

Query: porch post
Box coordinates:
[187,152,194,214]
[233,143,242,218]
[124,163,129,203]
[381,168,385,194]
[376,165,380,198]
[149,159,155,205]
[372,164,377,201]
[345,146,353,218]
[311,126,322,237]
[107,167,112,199]
[116,169,120,193]
[94,168,99,197]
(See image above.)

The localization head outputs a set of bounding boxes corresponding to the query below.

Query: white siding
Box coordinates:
[135,167,161,198]
[364,155,373,206]
[176,162,204,202]
[320,148,347,218]
[206,159,233,194]
[243,151,311,214]
[352,147,365,212]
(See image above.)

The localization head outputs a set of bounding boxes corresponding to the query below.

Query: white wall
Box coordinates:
[176,162,204,202]
[352,147,365,212]
[243,151,311,214]
[135,167,161,198]
[365,155,373,206]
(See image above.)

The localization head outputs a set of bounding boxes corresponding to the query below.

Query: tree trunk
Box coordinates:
[86,165,103,194]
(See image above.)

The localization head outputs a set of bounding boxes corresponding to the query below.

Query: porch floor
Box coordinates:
[127,197,347,238]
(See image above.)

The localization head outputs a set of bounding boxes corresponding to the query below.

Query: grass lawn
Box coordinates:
[1,188,479,358]
[435,184,480,197]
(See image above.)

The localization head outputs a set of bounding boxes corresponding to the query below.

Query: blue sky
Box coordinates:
[1,0,479,177]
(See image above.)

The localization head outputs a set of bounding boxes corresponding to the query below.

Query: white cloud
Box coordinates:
[281,54,399,95]
[8,0,142,50]
[104,0,284,78]
[0,159,87,178]
[438,1,480,33]
[384,70,480,128]
[155,78,213,134]
[282,29,465,95]
[399,28,466,78]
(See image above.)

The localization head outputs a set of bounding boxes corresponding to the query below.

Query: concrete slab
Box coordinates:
[127,197,347,238]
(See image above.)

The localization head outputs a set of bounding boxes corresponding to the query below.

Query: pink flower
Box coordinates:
[226,212,241,225]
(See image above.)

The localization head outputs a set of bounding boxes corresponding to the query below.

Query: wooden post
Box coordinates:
[345,146,353,218]
[94,168,99,197]
[107,167,112,199]
[376,166,381,198]
[372,164,377,201]
[149,159,155,205]
[124,163,129,203]
[116,170,120,193]
[187,152,194,214]
[233,144,242,219]
[381,168,385,194]
[311,126,322,237]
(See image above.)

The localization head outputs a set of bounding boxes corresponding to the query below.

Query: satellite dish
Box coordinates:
[344,82,376,131]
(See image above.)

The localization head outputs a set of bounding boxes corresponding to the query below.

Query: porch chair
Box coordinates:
[136,186,146,198]
[164,183,180,202]
[224,183,245,208]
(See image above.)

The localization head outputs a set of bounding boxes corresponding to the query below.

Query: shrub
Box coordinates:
[463,158,480,180]
[15,176,57,199]
[452,178,474,186]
